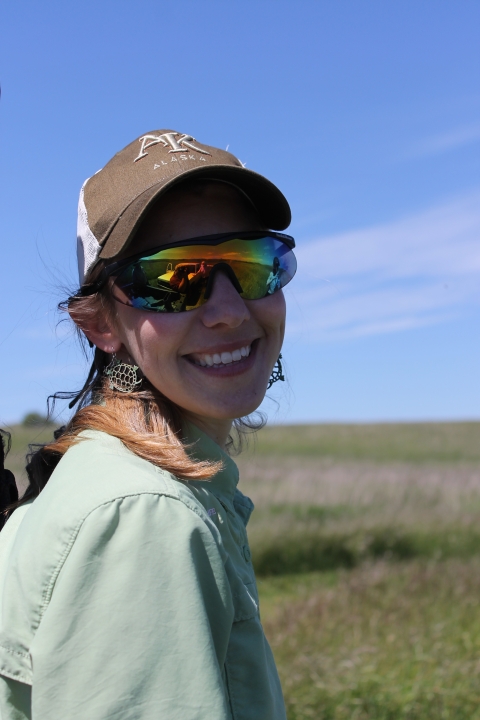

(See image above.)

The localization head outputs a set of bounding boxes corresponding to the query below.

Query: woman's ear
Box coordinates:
[68,304,123,354]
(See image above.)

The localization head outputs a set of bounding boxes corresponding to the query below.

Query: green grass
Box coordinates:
[240,422,480,717]
[251,521,480,576]
[259,560,480,719]
[248,422,480,463]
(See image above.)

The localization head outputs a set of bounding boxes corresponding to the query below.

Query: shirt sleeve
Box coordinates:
[28,494,235,720]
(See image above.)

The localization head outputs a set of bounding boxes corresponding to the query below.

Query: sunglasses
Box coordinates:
[83,231,297,313]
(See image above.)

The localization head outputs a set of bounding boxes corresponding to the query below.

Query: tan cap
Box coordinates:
[77,129,291,284]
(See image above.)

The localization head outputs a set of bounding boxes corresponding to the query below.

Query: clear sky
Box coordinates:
[0,0,479,425]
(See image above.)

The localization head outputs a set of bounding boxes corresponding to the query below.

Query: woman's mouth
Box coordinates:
[189,344,252,368]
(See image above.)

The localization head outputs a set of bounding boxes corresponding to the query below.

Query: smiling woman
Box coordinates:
[0,130,295,720]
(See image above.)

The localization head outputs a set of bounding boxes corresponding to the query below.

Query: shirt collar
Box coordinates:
[182,421,239,505]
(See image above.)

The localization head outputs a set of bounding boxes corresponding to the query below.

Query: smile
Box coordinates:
[190,344,252,368]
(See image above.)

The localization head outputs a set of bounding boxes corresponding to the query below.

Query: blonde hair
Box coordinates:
[42,381,220,480]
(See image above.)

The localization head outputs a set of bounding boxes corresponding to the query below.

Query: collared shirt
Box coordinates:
[0,424,286,720]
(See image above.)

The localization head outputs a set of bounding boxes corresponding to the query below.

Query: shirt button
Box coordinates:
[242,544,251,563]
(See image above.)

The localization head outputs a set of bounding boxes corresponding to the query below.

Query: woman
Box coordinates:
[0,129,297,720]
[266,256,282,295]
[169,264,190,294]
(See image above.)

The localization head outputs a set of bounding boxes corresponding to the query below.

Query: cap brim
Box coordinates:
[98,165,291,260]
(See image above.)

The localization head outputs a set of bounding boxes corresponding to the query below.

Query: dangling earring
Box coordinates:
[267,353,285,389]
[104,353,142,393]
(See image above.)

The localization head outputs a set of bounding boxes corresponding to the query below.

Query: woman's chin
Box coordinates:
[181,390,266,423]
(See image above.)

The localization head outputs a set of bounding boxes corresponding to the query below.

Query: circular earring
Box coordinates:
[104,354,142,393]
[267,354,285,389]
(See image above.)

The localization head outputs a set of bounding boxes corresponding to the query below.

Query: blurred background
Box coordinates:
[2,2,480,717]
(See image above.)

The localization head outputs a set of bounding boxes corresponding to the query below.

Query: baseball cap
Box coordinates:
[77,129,291,285]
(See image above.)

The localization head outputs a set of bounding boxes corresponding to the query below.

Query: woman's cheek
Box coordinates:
[250,291,286,337]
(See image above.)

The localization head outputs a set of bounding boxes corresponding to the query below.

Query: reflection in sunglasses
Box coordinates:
[113,236,296,313]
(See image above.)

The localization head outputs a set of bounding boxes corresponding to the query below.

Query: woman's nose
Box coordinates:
[200,270,250,328]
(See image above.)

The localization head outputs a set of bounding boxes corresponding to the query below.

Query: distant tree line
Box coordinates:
[21,412,54,427]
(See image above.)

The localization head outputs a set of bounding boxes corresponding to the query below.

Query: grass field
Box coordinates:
[260,560,480,719]
[5,420,480,718]
[238,422,480,718]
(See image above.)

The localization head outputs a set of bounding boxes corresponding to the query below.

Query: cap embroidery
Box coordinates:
[134,132,211,162]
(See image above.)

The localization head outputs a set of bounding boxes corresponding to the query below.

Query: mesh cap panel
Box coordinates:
[77,179,101,285]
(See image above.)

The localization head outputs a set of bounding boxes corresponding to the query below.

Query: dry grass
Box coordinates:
[237,455,480,575]
[238,455,480,522]
[238,422,480,544]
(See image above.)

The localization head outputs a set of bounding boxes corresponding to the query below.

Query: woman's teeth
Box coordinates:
[193,345,251,367]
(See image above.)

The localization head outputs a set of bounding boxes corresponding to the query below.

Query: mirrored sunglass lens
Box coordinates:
[114,264,185,312]
[114,237,296,312]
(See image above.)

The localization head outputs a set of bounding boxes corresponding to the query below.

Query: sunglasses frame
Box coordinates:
[80,230,296,297]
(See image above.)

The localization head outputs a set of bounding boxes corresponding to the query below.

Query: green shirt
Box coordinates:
[0,425,286,720]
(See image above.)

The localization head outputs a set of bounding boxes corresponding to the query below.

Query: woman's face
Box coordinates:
[100,181,286,430]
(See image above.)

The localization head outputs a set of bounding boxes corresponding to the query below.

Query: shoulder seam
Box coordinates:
[0,643,30,660]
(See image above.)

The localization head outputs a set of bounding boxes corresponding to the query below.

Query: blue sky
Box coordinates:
[0,0,479,424]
